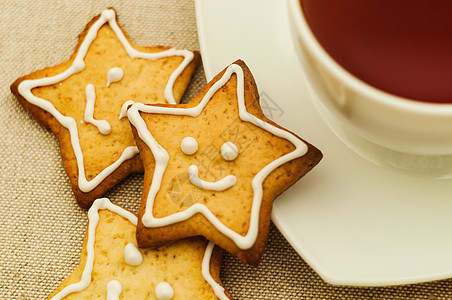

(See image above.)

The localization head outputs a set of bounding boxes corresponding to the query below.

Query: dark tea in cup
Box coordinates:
[300,0,452,103]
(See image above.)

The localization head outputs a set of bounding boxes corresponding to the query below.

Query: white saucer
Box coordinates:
[195,0,452,286]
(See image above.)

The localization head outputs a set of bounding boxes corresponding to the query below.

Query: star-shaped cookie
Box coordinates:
[10,9,200,208]
[48,198,230,300]
[128,60,322,265]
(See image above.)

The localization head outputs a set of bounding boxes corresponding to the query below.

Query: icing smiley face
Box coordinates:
[180,137,238,191]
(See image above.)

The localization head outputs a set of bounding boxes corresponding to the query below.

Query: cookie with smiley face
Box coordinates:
[128,60,322,265]
[10,9,200,208]
[48,198,230,300]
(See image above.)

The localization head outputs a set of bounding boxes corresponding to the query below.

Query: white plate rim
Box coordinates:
[195,0,452,287]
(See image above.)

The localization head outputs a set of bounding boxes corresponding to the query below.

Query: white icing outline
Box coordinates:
[50,198,228,300]
[119,100,135,120]
[17,9,194,192]
[127,63,308,250]
[202,242,228,300]
[84,84,112,134]
[188,165,237,191]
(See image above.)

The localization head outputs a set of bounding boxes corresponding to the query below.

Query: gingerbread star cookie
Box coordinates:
[10,9,200,208]
[128,60,322,266]
[48,198,230,300]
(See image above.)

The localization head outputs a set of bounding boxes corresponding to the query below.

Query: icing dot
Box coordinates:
[106,280,122,300]
[155,282,174,300]
[181,137,198,155]
[221,142,238,161]
[107,67,124,87]
[124,243,143,266]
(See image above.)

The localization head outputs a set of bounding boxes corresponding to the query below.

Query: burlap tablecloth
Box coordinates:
[1,1,451,299]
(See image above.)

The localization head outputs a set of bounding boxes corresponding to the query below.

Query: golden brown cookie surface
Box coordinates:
[48,198,230,300]
[10,9,200,208]
[129,60,322,266]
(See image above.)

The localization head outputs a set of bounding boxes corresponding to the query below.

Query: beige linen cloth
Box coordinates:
[1,1,451,299]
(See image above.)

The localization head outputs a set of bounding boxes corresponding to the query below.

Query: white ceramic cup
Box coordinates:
[287,0,452,178]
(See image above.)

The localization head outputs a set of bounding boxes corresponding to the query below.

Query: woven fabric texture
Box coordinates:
[0,1,451,299]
